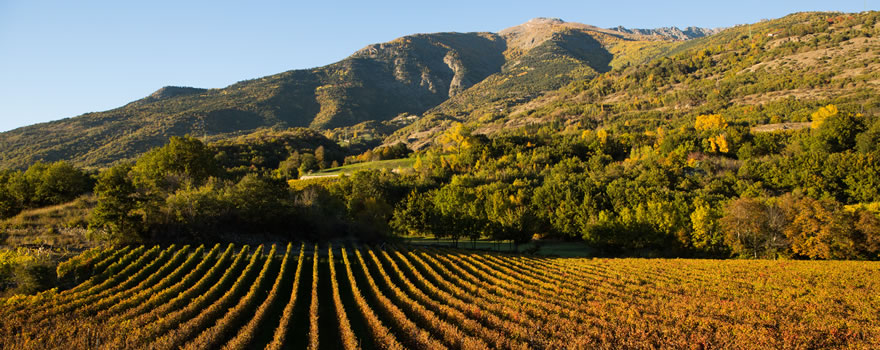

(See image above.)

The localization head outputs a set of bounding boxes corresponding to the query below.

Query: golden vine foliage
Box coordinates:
[3,244,880,349]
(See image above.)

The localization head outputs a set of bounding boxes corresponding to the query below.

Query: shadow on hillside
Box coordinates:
[556,30,613,73]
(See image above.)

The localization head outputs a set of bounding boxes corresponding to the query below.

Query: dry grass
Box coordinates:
[751,122,812,133]
[1,195,96,250]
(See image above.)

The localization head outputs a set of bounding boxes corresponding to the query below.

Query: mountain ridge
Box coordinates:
[1,13,873,169]
[609,25,723,40]
[0,16,691,168]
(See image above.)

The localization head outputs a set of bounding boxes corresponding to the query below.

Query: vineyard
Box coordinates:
[1,244,879,349]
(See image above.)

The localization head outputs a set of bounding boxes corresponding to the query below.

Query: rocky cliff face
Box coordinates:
[609,25,722,41]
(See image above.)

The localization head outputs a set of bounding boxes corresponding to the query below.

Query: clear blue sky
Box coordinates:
[0,0,872,132]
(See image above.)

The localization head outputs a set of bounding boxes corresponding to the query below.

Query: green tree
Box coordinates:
[89,163,142,243]
[0,172,23,218]
[855,120,880,153]
[130,136,218,195]
[492,206,538,249]
[813,112,866,153]
[432,182,481,246]
[390,190,437,236]
[164,179,228,235]
[33,161,92,205]
[224,174,292,232]
[277,152,301,179]
[329,171,397,238]
[298,153,319,175]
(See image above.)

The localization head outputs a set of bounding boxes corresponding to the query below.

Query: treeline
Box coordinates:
[88,136,412,243]
[0,161,94,219]
[211,128,346,178]
[344,142,412,165]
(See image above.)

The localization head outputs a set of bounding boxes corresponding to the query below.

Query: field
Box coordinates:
[301,158,417,178]
[1,244,879,349]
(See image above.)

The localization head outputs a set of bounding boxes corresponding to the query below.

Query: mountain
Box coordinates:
[384,11,880,147]
[0,16,699,169]
[609,26,722,41]
[0,30,514,169]
[1,12,876,169]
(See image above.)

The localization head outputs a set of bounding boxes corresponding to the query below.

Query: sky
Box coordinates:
[0,0,873,132]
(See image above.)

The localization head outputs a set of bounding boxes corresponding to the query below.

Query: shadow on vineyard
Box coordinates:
[1,243,878,349]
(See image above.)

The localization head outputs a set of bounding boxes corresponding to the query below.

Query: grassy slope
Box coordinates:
[303,158,417,177]
[1,195,96,250]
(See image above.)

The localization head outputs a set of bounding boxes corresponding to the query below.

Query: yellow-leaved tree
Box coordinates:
[810,104,838,129]
[439,123,473,156]
[695,114,727,131]
[708,134,730,153]
[690,201,723,251]
[596,128,608,145]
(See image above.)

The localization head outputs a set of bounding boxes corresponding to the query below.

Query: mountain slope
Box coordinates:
[609,26,722,41]
[384,11,880,148]
[0,18,724,169]
[0,32,512,169]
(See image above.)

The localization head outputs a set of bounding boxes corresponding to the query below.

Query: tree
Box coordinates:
[298,153,319,175]
[707,134,730,153]
[855,120,880,153]
[493,206,538,250]
[439,123,474,157]
[720,197,787,258]
[6,170,35,207]
[130,136,218,195]
[34,161,92,205]
[164,179,228,235]
[695,114,728,131]
[89,163,142,243]
[810,104,838,129]
[853,210,880,258]
[390,190,437,236]
[224,174,292,232]
[782,197,854,259]
[383,142,411,159]
[329,171,397,238]
[813,111,865,152]
[432,182,482,246]
[278,152,301,179]
[0,172,23,218]
[315,146,327,169]
[690,200,724,252]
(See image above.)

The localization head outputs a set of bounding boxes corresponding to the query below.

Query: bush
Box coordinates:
[0,248,56,295]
